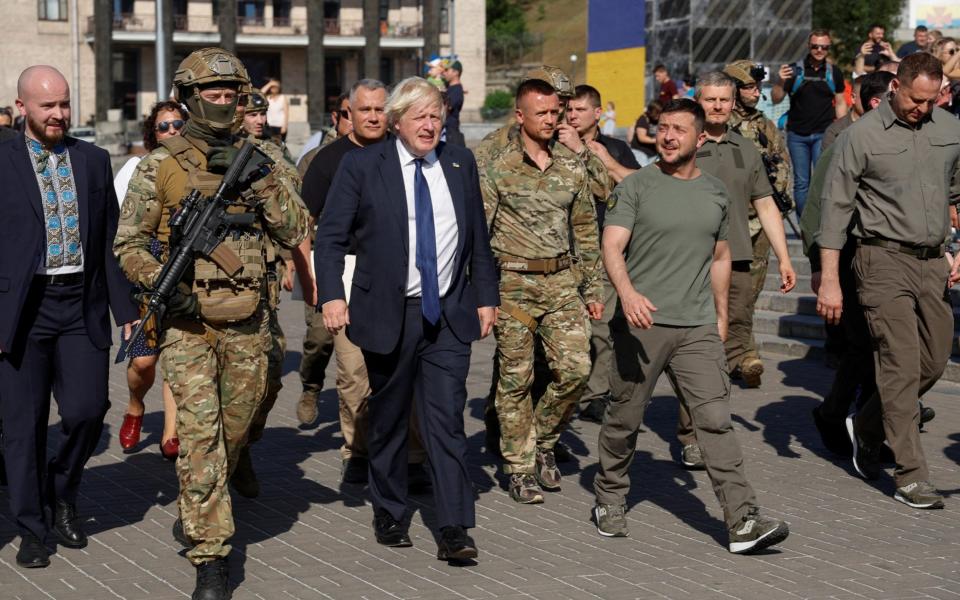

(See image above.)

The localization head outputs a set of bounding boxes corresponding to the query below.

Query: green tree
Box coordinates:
[813,0,906,73]
[487,0,527,38]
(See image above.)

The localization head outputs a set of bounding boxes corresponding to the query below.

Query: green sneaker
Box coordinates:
[592,503,628,537]
[509,473,544,504]
[728,508,789,554]
[894,481,944,509]
[681,444,706,470]
[535,448,561,490]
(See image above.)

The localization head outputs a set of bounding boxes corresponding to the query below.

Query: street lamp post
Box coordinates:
[569,53,578,84]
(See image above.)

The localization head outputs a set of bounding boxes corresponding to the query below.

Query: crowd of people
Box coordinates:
[0,22,958,600]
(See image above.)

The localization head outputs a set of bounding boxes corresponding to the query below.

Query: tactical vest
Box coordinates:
[158,136,268,324]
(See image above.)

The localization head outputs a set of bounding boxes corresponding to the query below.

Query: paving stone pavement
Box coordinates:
[2,295,960,600]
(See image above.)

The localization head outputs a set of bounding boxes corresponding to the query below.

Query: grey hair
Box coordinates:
[385,77,446,127]
[349,78,387,105]
[694,71,737,99]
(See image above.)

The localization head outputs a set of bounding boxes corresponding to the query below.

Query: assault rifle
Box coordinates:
[115,142,273,363]
[755,128,800,237]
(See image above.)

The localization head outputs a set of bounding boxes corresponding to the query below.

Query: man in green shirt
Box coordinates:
[817,53,960,510]
[592,99,789,555]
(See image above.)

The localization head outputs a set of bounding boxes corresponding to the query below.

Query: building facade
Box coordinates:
[2,0,485,137]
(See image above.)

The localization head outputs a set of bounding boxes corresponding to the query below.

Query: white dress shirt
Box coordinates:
[396,139,459,297]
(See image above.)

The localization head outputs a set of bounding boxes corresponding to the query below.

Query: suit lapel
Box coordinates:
[68,142,90,254]
[378,139,409,256]
[437,142,466,258]
[8,136,43,222]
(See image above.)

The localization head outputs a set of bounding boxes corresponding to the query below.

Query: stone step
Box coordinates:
[753,310,826,340]
[768,255,813,276]
[755,292,819,316]
[764,272,812,292]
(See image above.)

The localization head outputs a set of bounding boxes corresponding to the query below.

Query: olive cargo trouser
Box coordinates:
[596,322,757,530]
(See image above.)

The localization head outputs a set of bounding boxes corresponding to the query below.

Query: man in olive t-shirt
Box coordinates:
[592,99,788,555]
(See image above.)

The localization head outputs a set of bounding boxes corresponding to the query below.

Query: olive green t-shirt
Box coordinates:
[604,164,729,326]
[695,131,772,262]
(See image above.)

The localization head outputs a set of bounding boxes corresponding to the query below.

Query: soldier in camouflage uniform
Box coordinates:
[231,90,314,499]
[114,48,308,600]
[724,60,794,381]
[476,66,609,462]
[479,78,604,504]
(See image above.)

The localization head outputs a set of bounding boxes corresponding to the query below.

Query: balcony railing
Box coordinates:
[86,15,423,38]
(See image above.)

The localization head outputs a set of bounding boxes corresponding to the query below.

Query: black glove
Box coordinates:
[206,144,239,173]
[167,283,199,319]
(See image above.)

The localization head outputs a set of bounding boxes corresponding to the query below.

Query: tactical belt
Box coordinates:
[857,238,945,260]
[497,254,571,274]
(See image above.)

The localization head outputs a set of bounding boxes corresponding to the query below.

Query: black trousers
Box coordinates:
[0,279,109,540]
[362,299,475,530]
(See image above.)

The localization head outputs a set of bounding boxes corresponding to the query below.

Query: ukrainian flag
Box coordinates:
[587,0,646,130]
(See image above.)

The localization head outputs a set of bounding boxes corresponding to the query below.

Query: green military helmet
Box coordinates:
[723,60,766,87]
[173,47,250,134]
[246,91,269,114]
[522,65,574,99]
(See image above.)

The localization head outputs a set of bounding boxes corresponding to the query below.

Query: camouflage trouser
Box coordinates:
[159,310,269,565]
[247,308,285,445]
[494,269,591,474]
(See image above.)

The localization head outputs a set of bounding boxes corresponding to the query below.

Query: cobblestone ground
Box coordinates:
[2,295,959,600]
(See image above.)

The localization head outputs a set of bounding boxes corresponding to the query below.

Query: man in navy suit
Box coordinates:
[0,66,138,568]
[315,76,499,561]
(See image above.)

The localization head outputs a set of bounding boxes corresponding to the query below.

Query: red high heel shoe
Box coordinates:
[161,437,180,461]
[118,414,143,451]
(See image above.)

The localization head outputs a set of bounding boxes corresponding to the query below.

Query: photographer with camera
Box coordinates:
[772,29,847,215]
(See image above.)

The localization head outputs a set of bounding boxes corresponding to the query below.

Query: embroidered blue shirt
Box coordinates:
[27,138,83,272]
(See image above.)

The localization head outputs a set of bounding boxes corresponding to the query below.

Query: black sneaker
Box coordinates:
[812,406,852,457]
[728,508,789,554]
[192,558,229,600]
[553,441,574,463]
[846,415,880,480]
[919,402,935,430]
[579,397,607,423]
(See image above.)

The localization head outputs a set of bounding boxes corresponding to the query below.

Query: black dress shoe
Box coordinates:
[192,557,230,600]
[436,526,478,561]
[373,512,412,547]
[53,500,87,549]
[407,462,432,494]
[16,534,50,568]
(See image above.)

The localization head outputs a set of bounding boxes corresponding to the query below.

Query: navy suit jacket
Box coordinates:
[314,138,500,355]
[0,134,138,354]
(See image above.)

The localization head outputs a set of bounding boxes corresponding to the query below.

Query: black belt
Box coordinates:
[35,272,84,286]
[858,238,945,260]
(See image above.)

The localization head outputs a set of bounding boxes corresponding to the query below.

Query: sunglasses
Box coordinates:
[156,119,184,133]
[948,48,958,55]
[810,44,831,51]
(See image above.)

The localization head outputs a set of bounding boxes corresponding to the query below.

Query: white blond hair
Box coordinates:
[385,77,446,127]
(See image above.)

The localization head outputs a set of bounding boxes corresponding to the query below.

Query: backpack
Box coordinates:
[789,61,837,96]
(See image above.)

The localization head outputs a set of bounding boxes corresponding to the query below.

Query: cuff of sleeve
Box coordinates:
[816,231,847,250]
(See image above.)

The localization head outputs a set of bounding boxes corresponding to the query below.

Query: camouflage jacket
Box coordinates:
[730,105,793,227]
[478,126,604,303]
[476,122,612,205]
[114,133,309,290]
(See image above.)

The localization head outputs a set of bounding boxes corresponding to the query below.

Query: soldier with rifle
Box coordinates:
[114,48,308,600]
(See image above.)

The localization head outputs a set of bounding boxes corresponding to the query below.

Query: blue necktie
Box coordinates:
[414,158,441,325]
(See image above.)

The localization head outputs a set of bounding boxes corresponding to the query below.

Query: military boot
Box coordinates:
[230,447,260,499]
[192,557,230,600]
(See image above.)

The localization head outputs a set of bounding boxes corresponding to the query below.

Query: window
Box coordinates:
[323,0,340,19]
[38,0,67,21]
[379,0,389,22]
[113,0,134,15]
[273,0,291,21]
[440,0,449,34]
[237,0,265,24]
[112,49,140,120]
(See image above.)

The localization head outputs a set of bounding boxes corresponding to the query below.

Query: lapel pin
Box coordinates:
[452,162,460,168]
